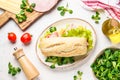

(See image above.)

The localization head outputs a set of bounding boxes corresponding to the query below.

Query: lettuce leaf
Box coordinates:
[62,26,93,50]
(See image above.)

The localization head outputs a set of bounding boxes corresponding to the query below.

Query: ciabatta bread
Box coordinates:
[39,37,87,57]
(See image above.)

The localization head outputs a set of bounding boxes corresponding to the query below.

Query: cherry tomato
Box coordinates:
[21,33,32,44]
[8,32,17,43]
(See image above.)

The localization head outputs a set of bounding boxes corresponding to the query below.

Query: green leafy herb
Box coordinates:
[49,27,57,33]
[20,0,35,12]
[30,3,36,8]
[73,71,83,80]
[16,10,27,23]
[91,48,120,80]
[57,4,73,16]
[46,56,75,69]
[8,62,21,76]
[42,27,57,38]
[91,11,101,24]
[16,0,36,23]
[16,67,21,72]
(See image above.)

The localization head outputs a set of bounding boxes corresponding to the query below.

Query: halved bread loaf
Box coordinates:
[39,37,87,57]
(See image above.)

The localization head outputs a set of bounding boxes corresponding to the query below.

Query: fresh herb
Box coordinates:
[20,0,35,12]
[16,10,27,23]
[46,56,75,69]
[91,11,101,24]
[57,3,73,16]
[91,48,120,80]
[73,71,83,80]
[16,0,36,23]
[8,62,21,76]
[49,27,57,33]
[43,26,57,38]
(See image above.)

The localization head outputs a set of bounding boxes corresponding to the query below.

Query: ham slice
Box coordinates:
[28,0,59,12]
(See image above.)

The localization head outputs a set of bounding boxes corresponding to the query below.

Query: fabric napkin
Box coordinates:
[82,0,120,21]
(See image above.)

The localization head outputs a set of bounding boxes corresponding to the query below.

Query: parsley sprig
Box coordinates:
[8,62,21,76]
[91,11,101,24]
[16,10,27,23]
[46,56,75,69]
[20,0,35,12]
[16,0,36,23]
[57,3,73,16]
[73,71,83,80]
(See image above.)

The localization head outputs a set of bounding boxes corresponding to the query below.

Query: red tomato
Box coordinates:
[21,33,32,44]
[8,32,17,43]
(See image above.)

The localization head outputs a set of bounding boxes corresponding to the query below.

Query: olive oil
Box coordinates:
[102,18,120,43]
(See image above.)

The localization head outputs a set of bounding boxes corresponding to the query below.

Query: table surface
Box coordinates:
[0,0,120,80]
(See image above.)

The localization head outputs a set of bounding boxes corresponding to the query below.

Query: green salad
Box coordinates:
[42,24,93,69]
[91,48,120,80]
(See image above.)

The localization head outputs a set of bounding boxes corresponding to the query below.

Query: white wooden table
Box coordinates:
[0,0,119,80]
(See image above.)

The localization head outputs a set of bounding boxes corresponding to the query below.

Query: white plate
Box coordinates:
[36,18,97,70]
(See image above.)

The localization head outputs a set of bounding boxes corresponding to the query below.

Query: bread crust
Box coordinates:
[39,37,87,57]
